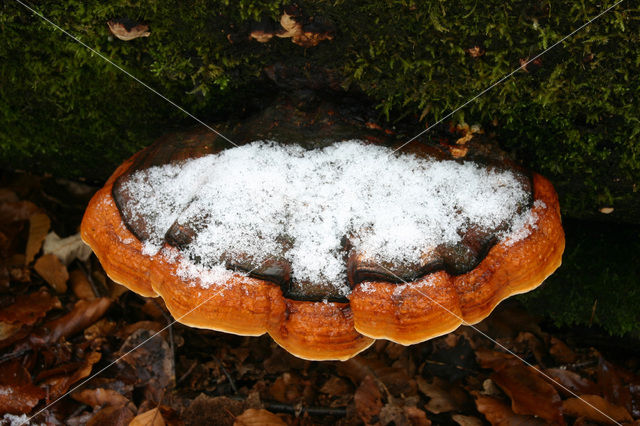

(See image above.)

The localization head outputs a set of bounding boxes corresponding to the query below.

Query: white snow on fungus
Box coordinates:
[122,140,536,295]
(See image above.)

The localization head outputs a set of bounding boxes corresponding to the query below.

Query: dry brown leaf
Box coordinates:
[320,376,351,396]
[35,298,112,345]
[43,232,92,265]
[45,352,102,400]
[563,395,632,424]
[72,387,129,408]
[69,269,96,300]
[597,356,635,415]
[0,360,45,415]
[88,405,135,426]
[129,407,166,426]
[339,356,415,396]
[355,375,383,425]
[25,213,50,264]
[0,321,22,341]
[269,372,305,404]
[107,19,150,41]
[234,408,286,426]
[548,337,577,364]
[545,368,599,396]
[475,348,520,371]
[404,406,431,426]
[491,365,564,424]
[451,414,483,426]
[34,253,69,293]
[0,288,61,326]
[416,376,468,414]
[118,328,174,402]
[474,394,547,426]
[467,46,485,57]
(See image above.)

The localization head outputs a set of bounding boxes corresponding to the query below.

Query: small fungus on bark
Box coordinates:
[82,130,564,361]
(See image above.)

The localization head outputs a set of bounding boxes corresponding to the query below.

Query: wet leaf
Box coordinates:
[491,365,564,424]
[597,356,634,415]
[71,387,130,408]
[320,376,351,396]
[34,253,68,293]
[118,328,174,402]
[474,394,546,426]
[416,376,468,414]
[130,407,166,426]
[0,288,60,326]
[548,337,577,364]
[404,406,431,426]
[31,298,111,346]
[475,348,520,371]
[0,359,45,414]
[69,269,95,300]
[87,405,135,426]
[354,374,383,425]
[451,414,483,426]
[563,394,632,424]
[44,351,102,400]
[545,368,599,396]
[340,356,416,396]
[25,213,50,264]
[234,408,286,426]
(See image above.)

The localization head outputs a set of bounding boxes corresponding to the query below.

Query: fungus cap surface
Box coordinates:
[81,137,564,360]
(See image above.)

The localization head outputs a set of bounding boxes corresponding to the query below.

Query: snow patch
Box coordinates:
[122,140,535,295]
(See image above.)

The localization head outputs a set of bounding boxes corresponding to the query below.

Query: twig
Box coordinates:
[265,402,347,417]
[212,353,239,395]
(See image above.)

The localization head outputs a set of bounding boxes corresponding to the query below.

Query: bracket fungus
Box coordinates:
[82,123,564,361]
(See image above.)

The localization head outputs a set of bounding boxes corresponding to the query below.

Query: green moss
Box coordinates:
[518,220,640,336]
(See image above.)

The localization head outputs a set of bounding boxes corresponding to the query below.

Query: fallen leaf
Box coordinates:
[107,18,150,41]
[69,269,96,300]
[44,351,102,400]
[491,365,564,424]
[25,213,50,264]
[43,232,92,266]
[475,348,520,371]
[545,368,599,396]
[320,376,352,396]
[0,321,22,341]
[31,298,111,346]
[597,356,634,415]
[467,46,485,57]
[130,407,166,426]
[34,253,69,293]
[269,372,307,404]
[0,288,61,326]
[416,376,468,414]
[451,414,483,426]
[563,394,632,424]
[340,356,416,396]
[234,409,286,426]
[71,387,129,408]
[0,360,45,414]
[355,375,383,425]
[87,405,135,426]
[548,337,577,364]
[118,328,174,402]
[404,406,431,426]
[474,394,546,426]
